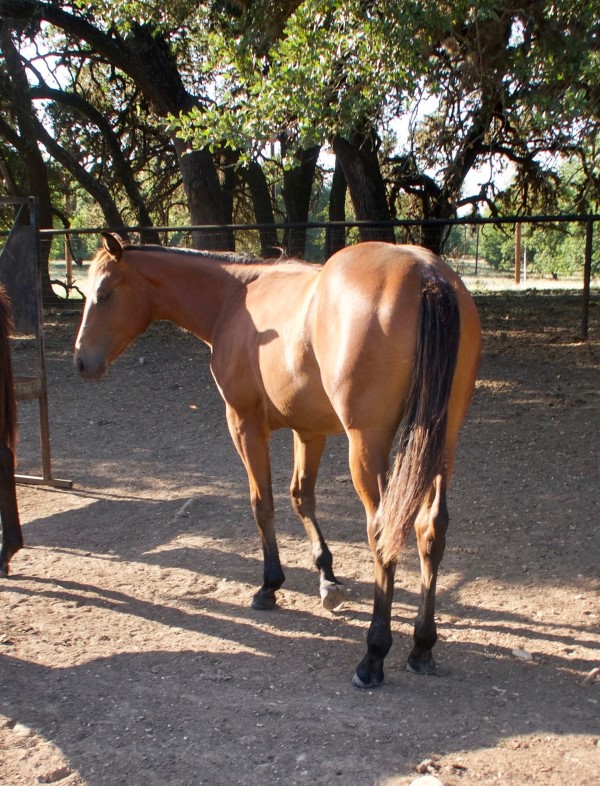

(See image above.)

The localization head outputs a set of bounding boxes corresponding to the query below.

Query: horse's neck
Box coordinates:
[134,251,250,344]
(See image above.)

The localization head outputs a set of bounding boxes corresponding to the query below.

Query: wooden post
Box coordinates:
[64,192,73,290]
[515,222,521,284]
[581,217,593,340]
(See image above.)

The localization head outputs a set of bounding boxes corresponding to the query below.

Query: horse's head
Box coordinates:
[74,233,151,380]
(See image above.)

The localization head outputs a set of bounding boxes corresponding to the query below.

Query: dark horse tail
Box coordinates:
[0,286,17,452]
[377,268,460,566]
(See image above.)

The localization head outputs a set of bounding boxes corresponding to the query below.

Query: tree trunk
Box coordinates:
[281,144,320,257]
[1,23,57,303]
[244,161,280,257]
[122,25,235,249]
[332,133,395,244]
[325,157,347,258]
[420,197,454,256]
[173,140,235,251]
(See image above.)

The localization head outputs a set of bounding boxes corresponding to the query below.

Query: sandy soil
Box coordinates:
[1,290,599,786]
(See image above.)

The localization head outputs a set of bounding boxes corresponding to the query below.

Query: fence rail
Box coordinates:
[2,210,598,338]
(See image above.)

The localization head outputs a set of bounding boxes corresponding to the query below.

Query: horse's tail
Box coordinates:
[377,267,460,566]
[0,286,17,452]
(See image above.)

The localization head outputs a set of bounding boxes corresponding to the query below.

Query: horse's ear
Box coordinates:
[101,232,124,261]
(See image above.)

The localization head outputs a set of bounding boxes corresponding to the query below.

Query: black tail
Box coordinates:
[0,286,17,451]
[377,268,460,565]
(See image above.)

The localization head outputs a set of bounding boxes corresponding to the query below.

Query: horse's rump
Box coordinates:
[377,267,461,565]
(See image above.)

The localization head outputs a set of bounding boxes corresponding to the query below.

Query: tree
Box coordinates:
[0,1,236,248]
[1,20,57,297]
[2,0,599,265]
[174,0,600,252]
[172,0,429,241]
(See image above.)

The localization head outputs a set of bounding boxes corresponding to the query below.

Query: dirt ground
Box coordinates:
[1,289,598,786]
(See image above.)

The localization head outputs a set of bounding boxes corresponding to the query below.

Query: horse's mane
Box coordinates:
[125,244,262,265]
[94,241,319,272]
[123,244,318,268]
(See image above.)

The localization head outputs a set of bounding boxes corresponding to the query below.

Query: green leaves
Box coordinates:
[172,0,437,158]
[4,0,599,224]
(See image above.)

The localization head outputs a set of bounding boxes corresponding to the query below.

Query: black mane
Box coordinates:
[122,243,321,271]
[125,244,263,265]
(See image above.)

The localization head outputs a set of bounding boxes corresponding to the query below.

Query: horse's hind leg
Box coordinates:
[0,441,22,576]
[407,472,449,675]
[290,432,345,610]
[347,429,395,688]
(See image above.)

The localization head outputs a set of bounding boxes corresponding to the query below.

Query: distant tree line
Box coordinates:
[446,220,600,278]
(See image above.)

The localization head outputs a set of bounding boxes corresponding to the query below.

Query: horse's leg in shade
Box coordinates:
[407,473,449,675]
[290,431,346,610]
[347,429,394,688]
[0,441,21,576]
[224,404,285,609]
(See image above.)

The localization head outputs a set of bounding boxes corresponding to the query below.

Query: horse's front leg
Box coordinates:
[0,442,22,577]
[225,406,284,610]
[290,431,345,611]
[407,473,449,675]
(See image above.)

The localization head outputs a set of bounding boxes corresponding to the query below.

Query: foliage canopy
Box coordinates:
[0,0,598,267]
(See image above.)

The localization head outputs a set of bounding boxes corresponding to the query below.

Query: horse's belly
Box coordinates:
[269,398,342,434]
[259,347,341,434]
[264,379,342,434]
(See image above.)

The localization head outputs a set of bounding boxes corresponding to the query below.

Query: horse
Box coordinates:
[0,285,22,576]
[74,233,481,688]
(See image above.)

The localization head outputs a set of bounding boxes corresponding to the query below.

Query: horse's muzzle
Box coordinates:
[74,351,108,381]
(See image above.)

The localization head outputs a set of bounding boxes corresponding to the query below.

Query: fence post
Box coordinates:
[515,223,521,284]
[64,192,74,291]
[581,217,593,340]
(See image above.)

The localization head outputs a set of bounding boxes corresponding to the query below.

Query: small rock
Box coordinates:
[36,767,72,784]
[415,759,440,775]
[512,647,534,660]
[409,776,446,786]
[11,722,33,738]
[582,667,600,685]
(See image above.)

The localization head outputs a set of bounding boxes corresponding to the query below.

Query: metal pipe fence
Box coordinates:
[2,210,597,337]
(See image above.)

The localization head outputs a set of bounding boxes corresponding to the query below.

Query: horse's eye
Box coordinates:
[96,289,112,304]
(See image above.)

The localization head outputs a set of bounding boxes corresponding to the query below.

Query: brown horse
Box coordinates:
[74,233,480,688]
[0,286,22,576]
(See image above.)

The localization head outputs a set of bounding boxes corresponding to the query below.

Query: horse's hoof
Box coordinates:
[351,670,384,689]
[320,580,346,611]
[406,654,437,675]
[351,655,385,689]
[251,590,277,610]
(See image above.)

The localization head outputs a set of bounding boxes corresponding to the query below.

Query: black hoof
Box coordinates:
[351,656,384,689]
[351,670,384,689]
[406,651,437,675]
[251,589,277,610]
